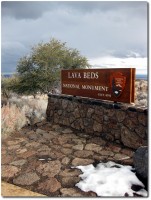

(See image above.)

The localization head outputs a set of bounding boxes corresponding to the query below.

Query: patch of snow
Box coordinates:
[75,161,147,197]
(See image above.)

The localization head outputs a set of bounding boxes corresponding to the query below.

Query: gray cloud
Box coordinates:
[1,41,29,73]
[2,1,147,19]
[1,1,148,73]
[1,1,53,19]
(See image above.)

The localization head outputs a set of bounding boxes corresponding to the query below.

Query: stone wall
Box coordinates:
[46,94,148,150]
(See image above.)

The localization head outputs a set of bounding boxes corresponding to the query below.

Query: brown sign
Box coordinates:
[61,68,135,103]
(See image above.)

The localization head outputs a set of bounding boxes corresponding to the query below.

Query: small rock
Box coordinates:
[74,150,93,158]
[36,128,47,135]
[120,148,134,157]
[114,153,130,161]
[72,158,94,166]
[61,148,73,155]
[72,138,86,145]
[28,134,38,140]
[52,144,61,150]
[93,155,108,162]
[63,144,73,148]
[36,160,61,177]
[1,155,15,164]
[52,124,63,132]
[93,121,103,132]
[1,148,7,155]
[62,100,68,109]
[42,132,52,140]
[49,150,64,159]
[87,137,106,146]
[75,133,90,139]
[16,148,27,154]
[87,108,94,118]
[63,133,79,139]
[60,188,82,197]
[72,144,84,150]
[8,145,20,150]
[61,177,80,187]
[85,143,102,153]
[108,144,121,153]
[55,136,71,145]
[116,110,126,122]
[15,138,27,143]
[62,128,73,134]
[10,159,27,166]
[25,142,40,148]
[37,145,50,152]
[85,191,97,197]
[1,165,20,178]
[13,172,40,186]
[18,150,37,159]
[98,150,114,156]
[48,130,61,137]
[38,138,48,144]
[37,150,51,157]
[38,178,61,193]
[19,129,30,135]
[121,126,142,149]
[36,121,48,127]
[26,130,35,135]
[59,168,82,177]
[121,158,133,165]
[62,157,70,165]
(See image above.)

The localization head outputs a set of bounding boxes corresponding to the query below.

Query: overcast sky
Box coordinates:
[1,1,148,74]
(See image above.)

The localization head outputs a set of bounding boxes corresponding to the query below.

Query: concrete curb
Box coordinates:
[1,182,46,197]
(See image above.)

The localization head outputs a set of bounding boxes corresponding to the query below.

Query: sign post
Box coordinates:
[61,68,135,104]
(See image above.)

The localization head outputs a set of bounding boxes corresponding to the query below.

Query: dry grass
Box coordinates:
[1,103,27,137]
[135,80,148,107]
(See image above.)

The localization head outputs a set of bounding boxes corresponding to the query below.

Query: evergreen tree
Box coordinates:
[14,38,90,95]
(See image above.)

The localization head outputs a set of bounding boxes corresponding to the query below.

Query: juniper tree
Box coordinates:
[14,38,90,95]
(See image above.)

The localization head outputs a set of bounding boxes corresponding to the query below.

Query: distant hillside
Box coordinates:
[2,73,15,78]
[2,73,147,80]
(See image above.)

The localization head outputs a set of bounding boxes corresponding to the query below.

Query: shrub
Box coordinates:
[1,104,27,137]
[1,95,48,137]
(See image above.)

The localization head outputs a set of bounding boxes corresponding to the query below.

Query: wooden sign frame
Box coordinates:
[61,68,136,104]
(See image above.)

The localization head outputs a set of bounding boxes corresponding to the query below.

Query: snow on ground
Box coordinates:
[75,161,147,197]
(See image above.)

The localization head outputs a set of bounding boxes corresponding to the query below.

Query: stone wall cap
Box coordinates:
[48,94,148,113]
